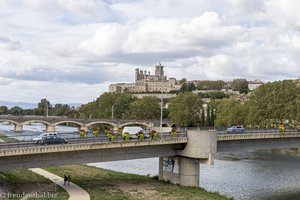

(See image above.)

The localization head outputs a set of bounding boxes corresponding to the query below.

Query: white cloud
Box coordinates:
[0,0,299,104]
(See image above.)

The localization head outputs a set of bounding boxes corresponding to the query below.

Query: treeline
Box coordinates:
[215,80,300,128]
[0,99,78,117]
[178,79,249,94]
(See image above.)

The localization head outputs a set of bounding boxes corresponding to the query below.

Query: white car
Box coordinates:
[122,126,145,139]
[32,132,58,143]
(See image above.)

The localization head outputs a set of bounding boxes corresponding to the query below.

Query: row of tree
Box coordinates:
[178,79,249,94]
[0,99,78,117]
[215,80,300,127]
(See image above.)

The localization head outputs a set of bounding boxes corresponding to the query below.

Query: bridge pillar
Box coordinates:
[159,130,217,187]
[159,156,199,186]
[46,124,56,132]
[14,123,23,132]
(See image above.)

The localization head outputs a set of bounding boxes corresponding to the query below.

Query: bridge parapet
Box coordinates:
[218,132,300,141]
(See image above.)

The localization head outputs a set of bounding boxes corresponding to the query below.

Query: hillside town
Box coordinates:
[108,63,265,99]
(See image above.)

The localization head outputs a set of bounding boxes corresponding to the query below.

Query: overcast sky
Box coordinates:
[0,0,299,104]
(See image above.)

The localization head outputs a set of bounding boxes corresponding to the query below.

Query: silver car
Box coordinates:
[226,126,245,133]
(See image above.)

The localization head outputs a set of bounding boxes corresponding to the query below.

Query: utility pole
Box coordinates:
[111,105,114,120]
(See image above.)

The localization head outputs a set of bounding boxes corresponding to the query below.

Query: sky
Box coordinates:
[0,0,300,104]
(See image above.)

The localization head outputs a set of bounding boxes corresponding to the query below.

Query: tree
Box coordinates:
[197,80,226,90]
[168,92,203,127]
[178,82,196,93]
[249,80,300,125]
[10,106,23,116]
[231,79,249,94]
[38,99,51,116]
[0,106,8,115]
[128,96,160,119]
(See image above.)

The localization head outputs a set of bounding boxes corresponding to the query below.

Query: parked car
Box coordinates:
[32,132,58,144]
[226,126,245,133]
[36,136,68,145]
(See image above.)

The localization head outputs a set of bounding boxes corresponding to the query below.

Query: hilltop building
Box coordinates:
[109,63,177,93]
[248,80,264,91]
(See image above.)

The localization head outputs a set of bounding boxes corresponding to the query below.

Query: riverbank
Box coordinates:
[0,165,230,200]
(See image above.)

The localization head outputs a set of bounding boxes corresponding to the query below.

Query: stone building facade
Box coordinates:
[109,64,177,93]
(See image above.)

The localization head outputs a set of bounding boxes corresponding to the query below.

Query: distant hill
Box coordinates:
[0,100,82,109]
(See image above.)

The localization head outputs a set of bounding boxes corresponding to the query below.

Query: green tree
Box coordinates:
[38,99,51,116]
[10,106,23,116]
[0,106,8,115]
[249,80,300,125]
[197,80,226,90]
[128,96,160,119]
[168,92,203,127]
[231,79,249,94]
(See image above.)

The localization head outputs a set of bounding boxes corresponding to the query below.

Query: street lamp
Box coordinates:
[160,80,164,134]
[111,105,114,120]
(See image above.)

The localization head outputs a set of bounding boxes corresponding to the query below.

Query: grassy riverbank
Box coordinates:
[0,164,231,200]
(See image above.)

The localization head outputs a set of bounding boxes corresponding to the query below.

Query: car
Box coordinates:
[226,126,245,133]
[122,126,148,139]
[36,136,68,145]
[32,132,58,144]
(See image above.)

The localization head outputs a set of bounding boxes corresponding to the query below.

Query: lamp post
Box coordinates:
[160,80,164,134]
[111,105,114,120]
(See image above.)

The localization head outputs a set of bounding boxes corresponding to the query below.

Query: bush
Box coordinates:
[171,131,177,138]
[137,131,144,140]
[122,132,130,141]
[79,130,86,138]
[150,130,158,140]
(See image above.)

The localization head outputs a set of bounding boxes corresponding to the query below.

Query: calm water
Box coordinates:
[1,123,300,200]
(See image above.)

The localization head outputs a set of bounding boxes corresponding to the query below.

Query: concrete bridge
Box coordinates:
[0,129,300,187]
[0,115,175,132]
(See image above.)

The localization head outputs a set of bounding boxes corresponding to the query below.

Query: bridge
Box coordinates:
[0,125,299,187]
[0,115,175,132]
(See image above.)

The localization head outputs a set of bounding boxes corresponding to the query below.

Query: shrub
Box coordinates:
[150,130,158,140]
[137,131,144,140]
[122,132,130,141]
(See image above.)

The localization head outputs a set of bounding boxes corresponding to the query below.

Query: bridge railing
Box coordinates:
[0,131,187,150]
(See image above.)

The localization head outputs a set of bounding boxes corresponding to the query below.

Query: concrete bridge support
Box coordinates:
[46,124,55,132]
[159,130,217,187]
[159,156,199,186]
[14,123,23,132]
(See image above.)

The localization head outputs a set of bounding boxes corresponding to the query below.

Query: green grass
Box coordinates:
[0,169,69,200]
[0,133,18,142]
[0,164,230,200]
[45,164,230,200]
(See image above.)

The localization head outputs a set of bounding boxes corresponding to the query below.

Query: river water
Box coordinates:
[1,123,300,200]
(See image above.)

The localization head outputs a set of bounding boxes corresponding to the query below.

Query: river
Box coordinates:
[1,123,300,200]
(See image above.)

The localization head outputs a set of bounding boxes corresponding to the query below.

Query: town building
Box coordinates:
[248,80,264,91]
[109,63,177,93]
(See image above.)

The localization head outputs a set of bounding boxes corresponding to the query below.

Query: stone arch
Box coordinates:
[120,122,152,128]
[0,119,18,126]
[86,121,117,128]
[54,120,84,127]
[22,120,51,126]
[162,123,170,127]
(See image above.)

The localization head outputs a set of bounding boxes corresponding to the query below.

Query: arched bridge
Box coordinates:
[0,115,176,132]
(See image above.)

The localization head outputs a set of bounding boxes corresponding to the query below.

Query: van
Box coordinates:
[32,132,58,143]
[122,126,144,139]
